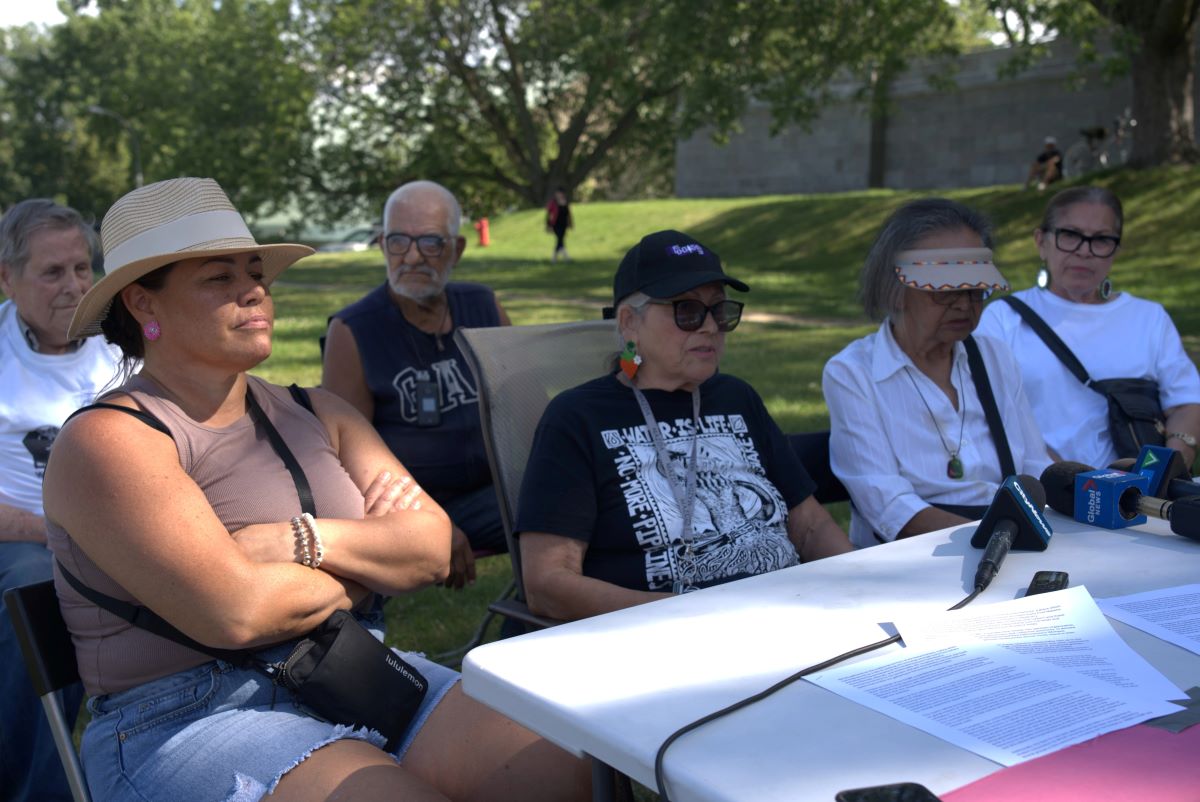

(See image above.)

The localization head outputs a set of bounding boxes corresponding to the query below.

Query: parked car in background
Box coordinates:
[317,225,382,252]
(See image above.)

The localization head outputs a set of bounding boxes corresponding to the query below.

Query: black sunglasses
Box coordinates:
[930,289,991,306]
[647,299,744,332]
[384,232,448,258]
[1047,227,1121,258]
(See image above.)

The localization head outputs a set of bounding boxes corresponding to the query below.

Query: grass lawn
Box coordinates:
[253,165,1200,662]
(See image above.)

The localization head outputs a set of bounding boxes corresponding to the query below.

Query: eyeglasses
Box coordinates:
[1048,227,1121,258]
[647,299,744,332]
[384,232,448,258]
[930,289,991,306]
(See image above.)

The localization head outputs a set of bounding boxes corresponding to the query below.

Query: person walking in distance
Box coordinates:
[546,187,572,263]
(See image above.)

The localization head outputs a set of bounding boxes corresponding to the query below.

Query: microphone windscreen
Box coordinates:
[1016,474,1047,508]
[1040,462,1095,516]
[970,475,1053,551]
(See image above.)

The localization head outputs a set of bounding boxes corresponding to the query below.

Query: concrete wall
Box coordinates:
[676,40,1153,197]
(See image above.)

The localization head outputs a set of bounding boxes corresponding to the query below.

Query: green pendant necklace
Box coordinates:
[903,361,967,480]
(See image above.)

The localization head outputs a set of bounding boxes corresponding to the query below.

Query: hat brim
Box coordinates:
[895,262,1009,292]
[639,272,751,300]
[69,242,314,340]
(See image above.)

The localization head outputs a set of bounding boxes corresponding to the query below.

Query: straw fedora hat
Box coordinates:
[69,177,313,339]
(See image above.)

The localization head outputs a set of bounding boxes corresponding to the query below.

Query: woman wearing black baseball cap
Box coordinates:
[515,230,851,621]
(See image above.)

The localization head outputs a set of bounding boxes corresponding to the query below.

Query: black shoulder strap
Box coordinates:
[288,383,314,414]
[999,296,1093,387]
[247,385,316,517]
[66,402,171,436]
[964,335,1016,479]
[56,561,255,667]
[55,383,322,668]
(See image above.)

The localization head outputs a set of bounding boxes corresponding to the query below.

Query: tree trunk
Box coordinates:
[1128,32,1199,165]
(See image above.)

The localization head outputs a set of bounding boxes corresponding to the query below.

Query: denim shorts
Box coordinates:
[80,637,459,802]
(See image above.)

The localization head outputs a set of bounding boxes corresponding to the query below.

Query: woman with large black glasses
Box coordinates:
[514,230,851,622]
[977,186,1200,469]
[824,199,1051,548]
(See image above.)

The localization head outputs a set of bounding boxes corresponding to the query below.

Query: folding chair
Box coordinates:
[456,319,634,801]
[4,580,92,802]
[788,430,851,505]
[454,319,618,631]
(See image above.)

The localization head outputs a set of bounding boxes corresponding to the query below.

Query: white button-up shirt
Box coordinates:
[823,321,1051,547]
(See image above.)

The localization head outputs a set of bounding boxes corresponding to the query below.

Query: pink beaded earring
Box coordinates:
[143,320,162,341]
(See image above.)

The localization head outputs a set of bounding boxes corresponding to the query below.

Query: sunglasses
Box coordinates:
[384,232,448,258]
[647,299,744,332]
[930,289,991,306]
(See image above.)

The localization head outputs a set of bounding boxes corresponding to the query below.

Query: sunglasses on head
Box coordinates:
[647,299,744,332]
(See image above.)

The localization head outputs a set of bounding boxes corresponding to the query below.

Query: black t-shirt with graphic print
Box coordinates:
[515,372,816,592]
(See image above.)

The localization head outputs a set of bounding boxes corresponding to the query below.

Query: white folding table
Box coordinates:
[462,511,1200,801]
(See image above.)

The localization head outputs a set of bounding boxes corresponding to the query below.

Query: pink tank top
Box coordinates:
[46,375,366,696]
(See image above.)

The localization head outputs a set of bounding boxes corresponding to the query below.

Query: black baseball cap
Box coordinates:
[611,230,749,307]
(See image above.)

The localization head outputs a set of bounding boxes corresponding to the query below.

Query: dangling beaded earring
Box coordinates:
[619,341,642,380]
[1099,278,1112,300]
[143,320,162,341]
[1036,266,1050,289]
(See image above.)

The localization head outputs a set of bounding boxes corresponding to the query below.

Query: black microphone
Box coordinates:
[970,475,1052,590]
[1109,451,1200,501]
[1042,461,1200,542]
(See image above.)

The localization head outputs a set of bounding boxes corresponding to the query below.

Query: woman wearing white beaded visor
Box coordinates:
[824,198,1051,548]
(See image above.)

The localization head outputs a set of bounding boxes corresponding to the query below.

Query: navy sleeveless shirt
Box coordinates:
[333,281,501,503]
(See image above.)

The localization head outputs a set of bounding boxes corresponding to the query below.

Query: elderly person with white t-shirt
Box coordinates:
[976,185,1200,469]
[0,199,124,801]
[823,198,1052,548]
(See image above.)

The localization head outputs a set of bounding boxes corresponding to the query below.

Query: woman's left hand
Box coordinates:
[363,469,424,516]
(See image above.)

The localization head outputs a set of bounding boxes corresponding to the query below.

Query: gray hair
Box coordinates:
[381,180,462,237]
[614,291,652,345]
[1041,185,1124,237]
[0,199,96,275]
[858,198,994,322]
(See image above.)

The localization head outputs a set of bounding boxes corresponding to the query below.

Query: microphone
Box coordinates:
[970,475,1052,590]
[1041,461,1200,541]
[1118,445,1200,501]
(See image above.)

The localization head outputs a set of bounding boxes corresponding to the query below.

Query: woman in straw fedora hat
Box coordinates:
[41,178,588,802]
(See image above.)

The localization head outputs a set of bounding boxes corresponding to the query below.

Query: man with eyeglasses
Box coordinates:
[323,181,511,589]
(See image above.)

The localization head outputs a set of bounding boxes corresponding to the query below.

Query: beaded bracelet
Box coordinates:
[291,516,312,567]
[302,512,324,569]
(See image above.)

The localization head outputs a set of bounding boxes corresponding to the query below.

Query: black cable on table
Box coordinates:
[653,584,987,801]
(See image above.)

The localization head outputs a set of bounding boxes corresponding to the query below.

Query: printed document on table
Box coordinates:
[1098,583,1200,657]
[806,641,1181,767]
[892,585,1183,700]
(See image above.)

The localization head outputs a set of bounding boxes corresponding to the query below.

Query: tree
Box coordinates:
[301,0,990,213]
[1,0,319,220]
[988,1,1200,165]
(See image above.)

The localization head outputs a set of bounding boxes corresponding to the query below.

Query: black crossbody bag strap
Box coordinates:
[1000,295,1093,387]
[57,383,321,666]
[963,335,1017,479]
[56,562,255,666]
[246,386,316,518]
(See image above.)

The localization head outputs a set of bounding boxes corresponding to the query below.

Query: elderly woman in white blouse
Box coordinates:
[823,198,1052,548]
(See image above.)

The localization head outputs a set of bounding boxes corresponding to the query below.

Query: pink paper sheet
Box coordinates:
[942,724,1200,802]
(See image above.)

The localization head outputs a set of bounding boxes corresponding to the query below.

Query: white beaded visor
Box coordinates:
[893,247,1009,292]
[69,177,314,339]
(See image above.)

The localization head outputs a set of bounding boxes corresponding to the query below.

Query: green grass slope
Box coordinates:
[258,166,1200,663]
